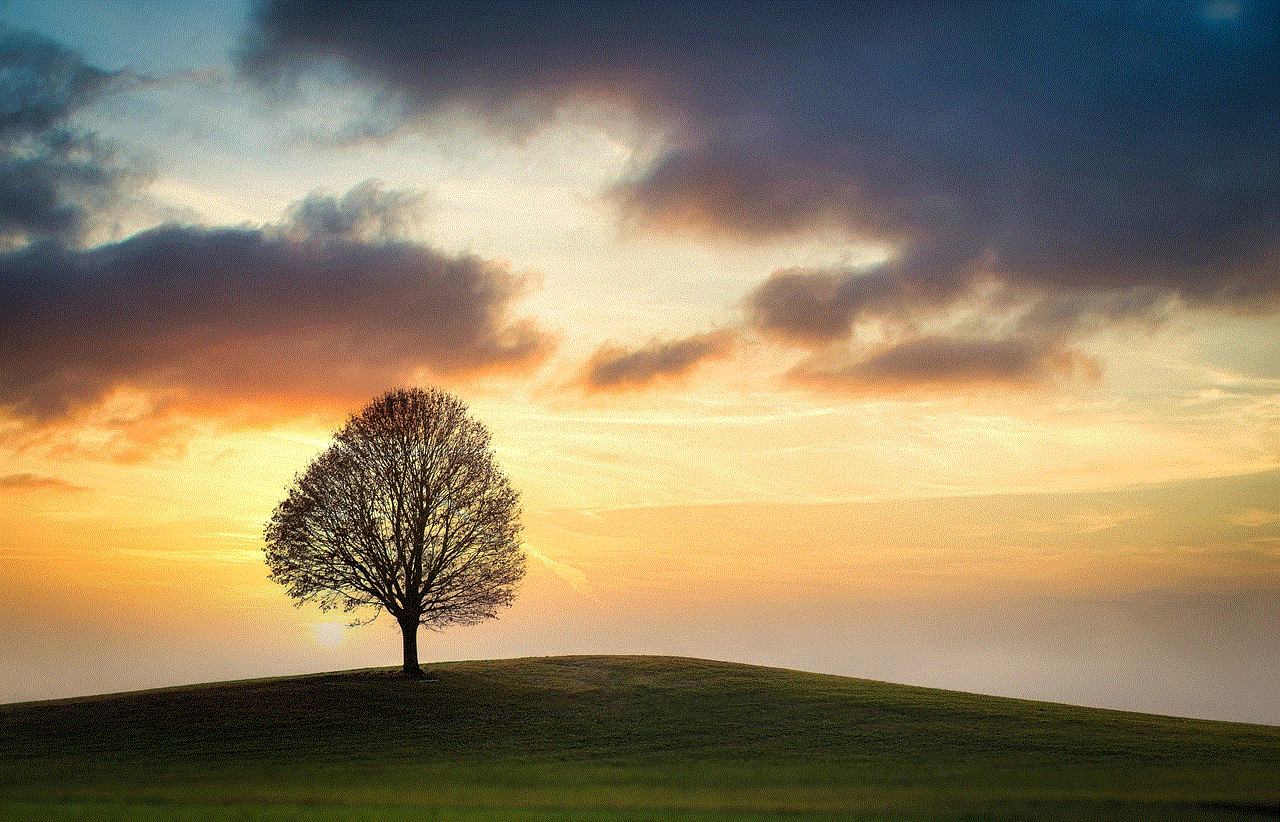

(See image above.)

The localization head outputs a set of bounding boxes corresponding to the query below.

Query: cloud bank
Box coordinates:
[0,216,552,424]
[239,1,1280,393]
[0,22,554,444]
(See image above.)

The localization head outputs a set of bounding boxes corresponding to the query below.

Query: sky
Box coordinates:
[0,0,1277,724]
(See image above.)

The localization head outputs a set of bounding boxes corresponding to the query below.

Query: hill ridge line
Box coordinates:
[3,653,1277,730]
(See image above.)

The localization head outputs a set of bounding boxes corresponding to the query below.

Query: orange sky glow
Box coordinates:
[1,1,1277,725]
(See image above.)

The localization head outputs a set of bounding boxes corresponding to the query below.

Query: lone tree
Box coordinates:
[264,388,526,677]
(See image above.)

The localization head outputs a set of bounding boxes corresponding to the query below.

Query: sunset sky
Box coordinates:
[1,1,1278,724]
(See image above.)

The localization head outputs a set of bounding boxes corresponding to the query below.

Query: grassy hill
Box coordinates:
[2,655,1278,821]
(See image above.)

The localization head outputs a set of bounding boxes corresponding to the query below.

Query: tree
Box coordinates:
[264,388,526,677]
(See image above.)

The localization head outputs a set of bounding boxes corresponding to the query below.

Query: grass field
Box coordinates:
[2,655,1277,820]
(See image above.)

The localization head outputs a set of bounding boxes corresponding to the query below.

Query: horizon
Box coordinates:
[1,1,1277,726]
[6,651,1275,732]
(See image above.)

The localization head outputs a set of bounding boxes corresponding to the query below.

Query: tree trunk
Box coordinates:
[399,617,424,678]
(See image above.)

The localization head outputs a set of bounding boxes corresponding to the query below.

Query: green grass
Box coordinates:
[2,655,1278,820]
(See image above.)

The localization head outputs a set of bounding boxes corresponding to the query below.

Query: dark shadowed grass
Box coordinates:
[2,656,1278,820]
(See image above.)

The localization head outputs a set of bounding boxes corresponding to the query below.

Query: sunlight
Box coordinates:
[312,622,347,649]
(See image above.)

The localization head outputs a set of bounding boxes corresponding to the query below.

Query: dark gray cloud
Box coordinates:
[735,264,1116,393]
[237,1,767,135]
[611,149,866,240]
[742,263,1182,349]
[0,129,149,248]
[0,218,553,423]
[745,267,910,347]
[612,3,1280,323]
[0,27,119,137]
[579,330,736,392]
[788,337,1101,394]
[239,1,1280,331]
[282,178,427,243]
[0,25,146,248]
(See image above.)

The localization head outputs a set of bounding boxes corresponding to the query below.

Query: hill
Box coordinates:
[2,655,1278,820]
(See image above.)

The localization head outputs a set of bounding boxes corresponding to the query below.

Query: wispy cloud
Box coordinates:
[523,542,598,601]
[116,547,262,564]
[0,473,85,492]
[1231,508,1280,528]
[788,337,1102,395]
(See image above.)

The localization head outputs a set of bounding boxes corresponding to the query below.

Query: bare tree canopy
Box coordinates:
[264,388,526,677]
